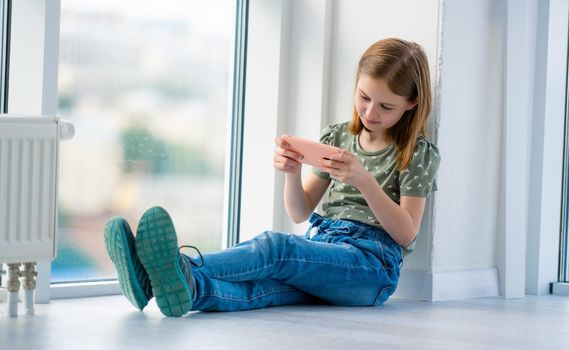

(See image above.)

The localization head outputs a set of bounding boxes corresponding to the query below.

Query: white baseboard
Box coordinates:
[393,269,433,300]
[552,282,569,296]
[394,267,500,301]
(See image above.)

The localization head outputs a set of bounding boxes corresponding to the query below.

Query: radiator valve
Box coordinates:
[6,263,21,293]
[22,263,37,290]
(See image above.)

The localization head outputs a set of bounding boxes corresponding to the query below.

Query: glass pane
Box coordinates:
[54,0,236,282]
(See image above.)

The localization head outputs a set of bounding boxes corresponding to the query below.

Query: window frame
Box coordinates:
[523,0,569,296]
[225,0,249,249]
[556,17,569,288]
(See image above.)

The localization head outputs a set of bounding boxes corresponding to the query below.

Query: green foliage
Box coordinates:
[121,126,167,173]
[120,124,221,177]
[58,94,74,112]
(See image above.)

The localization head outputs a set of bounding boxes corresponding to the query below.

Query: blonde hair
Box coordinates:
[349,38,432,170]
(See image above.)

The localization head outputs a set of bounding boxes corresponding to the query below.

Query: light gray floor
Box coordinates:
[1,294,568,349]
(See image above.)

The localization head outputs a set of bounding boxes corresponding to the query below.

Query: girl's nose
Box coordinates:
[367,105,380,117]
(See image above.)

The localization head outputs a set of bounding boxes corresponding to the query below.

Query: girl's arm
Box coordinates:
[358,176,425,246]
[274,136,331,223]
[318,150,425,247]
[284,173,330,223]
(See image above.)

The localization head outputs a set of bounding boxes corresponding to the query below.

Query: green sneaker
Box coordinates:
[135,206,196,317]
[104,217,153,311]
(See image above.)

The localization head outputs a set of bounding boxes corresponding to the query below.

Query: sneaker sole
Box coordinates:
[135,207,193,317]
[104,218,150,311]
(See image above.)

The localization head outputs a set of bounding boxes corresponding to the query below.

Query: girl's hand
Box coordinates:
[318,150,372,188]
[273,135,304,175]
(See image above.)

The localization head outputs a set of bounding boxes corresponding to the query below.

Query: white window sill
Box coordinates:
[50,280,121,300]
[0,280,121,303]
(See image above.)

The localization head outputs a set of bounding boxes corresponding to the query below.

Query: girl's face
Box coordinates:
[354,74,417,135]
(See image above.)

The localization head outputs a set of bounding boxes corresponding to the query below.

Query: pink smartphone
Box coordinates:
[282,135,342,167]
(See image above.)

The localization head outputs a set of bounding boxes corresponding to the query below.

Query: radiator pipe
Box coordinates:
[6,263,21,317]
[22,262,36,315]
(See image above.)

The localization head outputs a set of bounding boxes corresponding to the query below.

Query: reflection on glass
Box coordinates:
[54,0,235,282]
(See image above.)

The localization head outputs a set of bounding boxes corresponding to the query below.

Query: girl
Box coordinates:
[104,38,440,317]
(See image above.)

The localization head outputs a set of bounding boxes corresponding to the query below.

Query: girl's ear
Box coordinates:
[406,100,418,111]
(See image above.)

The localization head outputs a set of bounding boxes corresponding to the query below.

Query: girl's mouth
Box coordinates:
[364,118,381,125]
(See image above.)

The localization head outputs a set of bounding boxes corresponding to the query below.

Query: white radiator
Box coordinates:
[0,115,74,316]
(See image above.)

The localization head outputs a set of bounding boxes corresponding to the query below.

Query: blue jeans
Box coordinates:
[190,213,403,311]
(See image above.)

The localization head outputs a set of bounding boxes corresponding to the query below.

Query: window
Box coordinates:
[53,0,237,282]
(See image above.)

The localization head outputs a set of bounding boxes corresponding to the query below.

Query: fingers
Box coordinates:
[276,146,304,162]
[319,150,351,168]
[327,149,354,162]
[275,135,304,161]
[274,153,300,166]
[317,150,356,178]
[318,158,341,171]
[273,135,304,174]
[274,134,289,147]
[274,135,293,152]
[273,156,300,173]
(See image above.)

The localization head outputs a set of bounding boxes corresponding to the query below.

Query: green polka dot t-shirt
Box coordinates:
[311,122,441,254]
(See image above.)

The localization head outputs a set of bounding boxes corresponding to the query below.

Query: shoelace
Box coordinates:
[178,245,204,267]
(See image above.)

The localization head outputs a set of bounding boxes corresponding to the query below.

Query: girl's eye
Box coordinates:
[381,104,393,111]
[360,94,370,101]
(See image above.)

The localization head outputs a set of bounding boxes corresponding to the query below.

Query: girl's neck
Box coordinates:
[359,129,392,152]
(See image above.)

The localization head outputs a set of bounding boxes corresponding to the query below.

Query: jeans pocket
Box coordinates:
[374,241,393,270]
[376,240,404,270]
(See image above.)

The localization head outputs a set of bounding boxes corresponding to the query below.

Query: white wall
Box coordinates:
[434,1,505,272]
[276,0,333,234]
[239,0,290,241]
